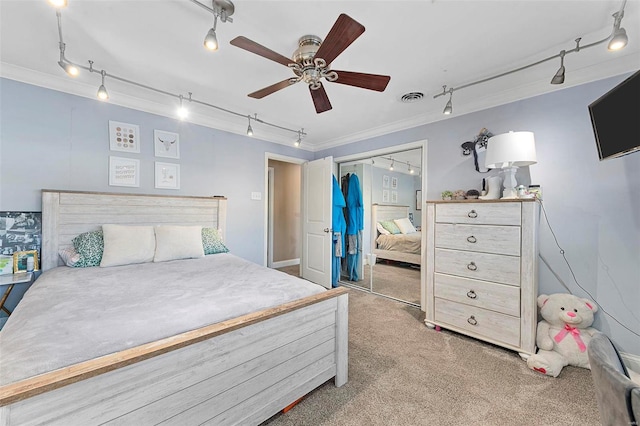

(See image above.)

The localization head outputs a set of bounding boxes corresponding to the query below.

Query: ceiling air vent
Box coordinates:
[400,92,424,103]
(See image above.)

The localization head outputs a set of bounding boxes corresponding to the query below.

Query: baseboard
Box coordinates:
[621,351,640,374]
[272,258,300,268]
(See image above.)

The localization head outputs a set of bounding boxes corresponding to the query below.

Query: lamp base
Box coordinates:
[501,166,519,199]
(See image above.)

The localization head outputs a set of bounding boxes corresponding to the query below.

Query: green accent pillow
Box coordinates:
[380,220,402,235]
[72,230,104,267]
[202,228,229,255]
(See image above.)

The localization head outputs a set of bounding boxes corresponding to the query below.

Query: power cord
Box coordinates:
[536,198,640,338]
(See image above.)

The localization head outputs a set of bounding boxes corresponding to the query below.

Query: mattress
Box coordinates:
[376,231,422,255]
[0,253,325,385]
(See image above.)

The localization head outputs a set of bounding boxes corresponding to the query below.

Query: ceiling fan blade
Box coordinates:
[230,36,292,67]
[309,83,332,114]
[314,14,365,66]
[248,79,297,99]
[331,70,391,92]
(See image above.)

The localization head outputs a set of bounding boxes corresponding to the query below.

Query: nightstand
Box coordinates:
[0,272,34,329]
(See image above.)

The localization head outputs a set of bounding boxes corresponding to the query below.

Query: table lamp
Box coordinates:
[485,131,537,199]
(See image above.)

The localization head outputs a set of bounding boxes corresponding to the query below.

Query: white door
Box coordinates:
[301,156,333,289]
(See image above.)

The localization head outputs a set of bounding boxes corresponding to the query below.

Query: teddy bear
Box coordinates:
[526,293,599,377]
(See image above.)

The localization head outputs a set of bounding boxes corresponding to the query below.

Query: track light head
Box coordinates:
[97,84,109,100]
[551,50,566,85]
[608,27,628,51]
[58,60,78,77]
[48,0,67,8]
[443,99,453,115]
[177,95,189,120]
[247,121,253,136]
[204,28,218,51]
[389,160,394,171]
[295,131,302,147]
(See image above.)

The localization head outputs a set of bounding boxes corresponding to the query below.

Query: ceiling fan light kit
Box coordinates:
[48,0,307,144]
[230,13,391,114]
[434,0,630,115]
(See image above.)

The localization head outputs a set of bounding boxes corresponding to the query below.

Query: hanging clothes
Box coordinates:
[332,175,347,287]
[345,173,363,281]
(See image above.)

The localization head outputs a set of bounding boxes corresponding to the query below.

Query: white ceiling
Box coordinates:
[1,1,639,151]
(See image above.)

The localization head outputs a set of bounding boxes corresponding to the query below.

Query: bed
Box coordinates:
[0,190,348,425]
[371,204,422,266]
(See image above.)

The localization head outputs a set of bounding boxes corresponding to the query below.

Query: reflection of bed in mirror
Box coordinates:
[371,204,421,266]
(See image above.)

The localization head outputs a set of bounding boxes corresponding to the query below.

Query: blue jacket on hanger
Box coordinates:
[332,175,346,287]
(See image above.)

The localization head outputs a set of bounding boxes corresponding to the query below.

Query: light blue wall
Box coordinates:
[370,166,422,227]
[0,78,313,265]
[318,73,640,356]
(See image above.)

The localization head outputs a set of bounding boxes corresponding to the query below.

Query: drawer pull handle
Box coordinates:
[467,210,478,218]
[467,316,478,326]
[467,290,477,299]
[467,262,477,271]
[466,235,477,243]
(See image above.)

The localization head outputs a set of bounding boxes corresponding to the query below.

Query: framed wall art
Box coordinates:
[109,156,140,187]
[109,121,140,153]
[0,212,42,261]
[391,177,398,189]
[391,191,398,204]
[13,250,39,272]
[416,190,423,210]
[155,162,180,189]
[383,175,390,188]
[382,190,389,203]
[154,130,180,159]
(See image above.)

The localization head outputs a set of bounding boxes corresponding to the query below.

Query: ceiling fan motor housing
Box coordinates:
[292,35,322,64]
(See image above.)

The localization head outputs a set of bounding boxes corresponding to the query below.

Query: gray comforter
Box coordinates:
[0,254,325,385]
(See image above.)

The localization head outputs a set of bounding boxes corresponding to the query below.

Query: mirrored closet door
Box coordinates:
[338,148,422,306]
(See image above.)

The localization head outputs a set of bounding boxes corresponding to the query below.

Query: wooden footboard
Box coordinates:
[0,288,348,425]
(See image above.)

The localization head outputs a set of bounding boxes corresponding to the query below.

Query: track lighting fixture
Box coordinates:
[51,0,306,142]
[374,156,422,175]
[204,17,219,51]
[97,70,109,100]
[199,0,234,52]
[294,131,302,147]
[177,94,190,120]
[389,159,394,171]
[608,7,628,51]
[408,162,414,174]
[550,50,566,85]
[246,115,253,136]
[434,0,629,114]
[48,0,67,8]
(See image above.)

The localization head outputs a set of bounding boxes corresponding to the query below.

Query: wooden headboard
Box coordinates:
[41,190,227,271]
[370,203,410,244]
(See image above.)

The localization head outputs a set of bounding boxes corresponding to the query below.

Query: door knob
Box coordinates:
[323,228,332,233]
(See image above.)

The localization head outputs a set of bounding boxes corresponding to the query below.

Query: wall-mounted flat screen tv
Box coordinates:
[588,69,640,161]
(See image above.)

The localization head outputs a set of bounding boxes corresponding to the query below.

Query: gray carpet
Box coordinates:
[264,278,600,425]
[338,261,421,305]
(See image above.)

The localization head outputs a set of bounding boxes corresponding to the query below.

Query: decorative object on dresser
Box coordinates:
[424,199,540,360]
[478,175,501,200]
[441,190,453,201]
[484,131,537,199]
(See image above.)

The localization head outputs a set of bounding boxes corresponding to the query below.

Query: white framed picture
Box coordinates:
[382,190,389,203]
[383,175,390,188]
[154,130,180,159]
[391,191,398,203]
[109,121,140,153]
[155,162,180,190]
[391,177,398,189]
[109,156,140,187]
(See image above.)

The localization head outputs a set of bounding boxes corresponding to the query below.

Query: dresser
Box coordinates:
[423,199,539,359]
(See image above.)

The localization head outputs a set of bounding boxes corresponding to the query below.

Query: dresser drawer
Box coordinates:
[435,202,521,226]
[434,298,520,347]
[435,223,521,256]
[435,248,520,286]
[434,273,520,316]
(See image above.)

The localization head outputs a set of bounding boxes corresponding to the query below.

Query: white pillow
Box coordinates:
[394,217,417,234]
[376,222,391,235]
[154,225,205,262]
[100,224,156,267]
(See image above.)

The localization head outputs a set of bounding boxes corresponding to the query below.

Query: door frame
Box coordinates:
[334,139,428,308]
[263,153,306,268]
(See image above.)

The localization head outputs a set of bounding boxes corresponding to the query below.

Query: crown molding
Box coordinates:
[0,62,308,151]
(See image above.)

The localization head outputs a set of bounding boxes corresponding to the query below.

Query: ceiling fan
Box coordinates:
[230,14,391,114]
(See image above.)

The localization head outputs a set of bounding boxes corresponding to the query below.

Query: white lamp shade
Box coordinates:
[485,131,537,169]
